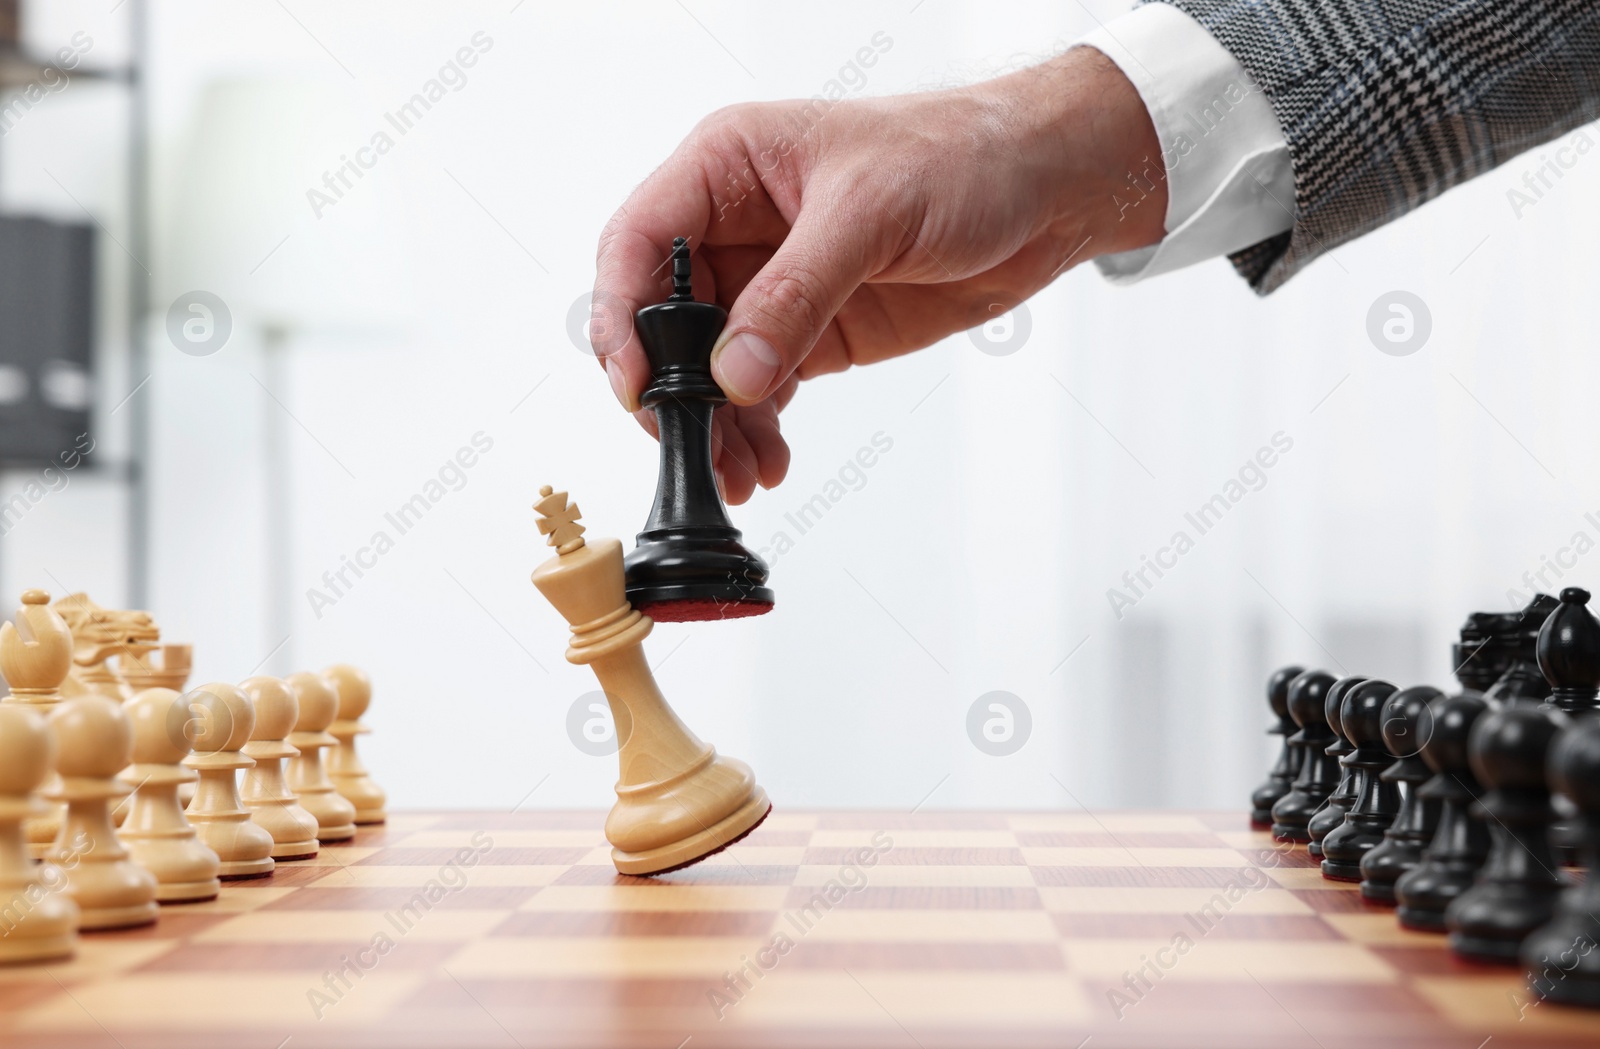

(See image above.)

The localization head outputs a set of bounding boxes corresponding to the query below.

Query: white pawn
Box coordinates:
[0,589,74,857]
[183,683,274,879]
[286,672,356,843]
[46,696,158,929]
[325,664,387,825]
[0,705,78,961]
[120,689,221,902]
[239,676,319,861]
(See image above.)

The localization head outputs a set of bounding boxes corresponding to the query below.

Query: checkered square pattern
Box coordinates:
[1,811,1595,1048]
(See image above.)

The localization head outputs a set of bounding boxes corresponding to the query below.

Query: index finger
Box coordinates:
[591,151,715,411]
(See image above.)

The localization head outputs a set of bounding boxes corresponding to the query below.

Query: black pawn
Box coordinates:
[1446,704,1571,962]
[1454,612,1509,693]
[1307,676,1367,857]
[1322,679,1401,880]
[622,237,774,621]
[1488,594,1560,705]
[1270,670,1339,844]
[1521,719,1600,1007]
[1250,665,1306,828]
[1536,586,1600,865]
[1360,686,1445,902]
[1395,692,1492,932]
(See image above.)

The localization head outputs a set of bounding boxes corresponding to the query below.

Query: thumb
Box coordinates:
[711,208,878,405]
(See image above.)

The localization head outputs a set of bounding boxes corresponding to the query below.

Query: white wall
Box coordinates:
[4,0,1599,812]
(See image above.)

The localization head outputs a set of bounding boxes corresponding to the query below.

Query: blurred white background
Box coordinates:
[2,0,1598,813]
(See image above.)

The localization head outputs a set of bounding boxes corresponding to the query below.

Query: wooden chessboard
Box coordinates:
[3,810,1597,1048]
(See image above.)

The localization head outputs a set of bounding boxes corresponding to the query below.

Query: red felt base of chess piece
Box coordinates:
[639,598,774,623]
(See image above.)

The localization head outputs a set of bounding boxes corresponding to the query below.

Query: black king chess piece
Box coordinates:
[1395,692,1492,931]
[1250,665,1305,828]
[1308,676,1367,858]
[1445,703,1571,963]
[1321,679,1401,880]
[1535,586,1600,866]
[1521,718,1600,1008]
[623,238,775,622]
[1270,670,1338,843]
[1358,685,1444,903]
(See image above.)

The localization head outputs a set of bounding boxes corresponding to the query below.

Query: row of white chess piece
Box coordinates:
[0,592,385,963]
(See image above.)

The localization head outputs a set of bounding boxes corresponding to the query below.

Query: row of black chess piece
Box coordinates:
[1250,586,1600,1009]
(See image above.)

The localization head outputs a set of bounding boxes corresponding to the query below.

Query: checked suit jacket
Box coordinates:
[1152,0,1600,293]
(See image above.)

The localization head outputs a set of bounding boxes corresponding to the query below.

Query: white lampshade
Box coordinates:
[160,76,413,336]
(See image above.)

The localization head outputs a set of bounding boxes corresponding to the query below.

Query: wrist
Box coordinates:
[993,45,1167,258]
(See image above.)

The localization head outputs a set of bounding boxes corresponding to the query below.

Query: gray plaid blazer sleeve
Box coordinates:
[1147,0,1600,293]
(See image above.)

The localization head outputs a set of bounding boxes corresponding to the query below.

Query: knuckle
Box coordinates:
[757,269,828,340]
[690,103,761,149]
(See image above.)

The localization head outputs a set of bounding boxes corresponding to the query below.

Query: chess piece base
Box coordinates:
[1450,932,1521,965]
[156,878,221,903]
[297,784,359,843]
[270,840,319,860]
[1358,835,1428,904]
[1320,860,1363,881]
[331,775,386,826]
[1360,881,1397,904]
[79,902,159,931]
[218,859,275,879]
[1396,906,1447,933]
[0,932,75,964]
[1269,788,1325,844]
[1542,978,1600,1008]
[613,791,771,876]
[1306,803,1347,851]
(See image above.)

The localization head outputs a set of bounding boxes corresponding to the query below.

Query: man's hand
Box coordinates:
[592,45,1165,504]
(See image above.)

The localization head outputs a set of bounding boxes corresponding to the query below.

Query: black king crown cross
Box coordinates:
[623,237,775,623]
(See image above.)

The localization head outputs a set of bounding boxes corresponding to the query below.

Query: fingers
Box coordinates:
[714,412,762,506]
[735,402,791,491]
[711,199,884,406]
[708,399,793,504]
[592,153,716,411]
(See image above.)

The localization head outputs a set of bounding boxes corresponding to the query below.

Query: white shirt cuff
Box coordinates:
[1076,3,1295,283]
